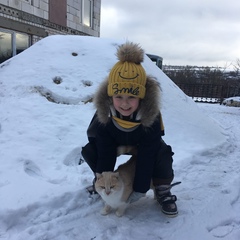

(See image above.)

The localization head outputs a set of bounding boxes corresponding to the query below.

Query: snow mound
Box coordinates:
[0,35,227,210]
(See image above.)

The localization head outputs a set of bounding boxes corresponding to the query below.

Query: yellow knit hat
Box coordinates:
[107,42,147,99]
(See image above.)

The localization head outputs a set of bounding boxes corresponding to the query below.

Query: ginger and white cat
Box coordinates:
[95,146,137,217]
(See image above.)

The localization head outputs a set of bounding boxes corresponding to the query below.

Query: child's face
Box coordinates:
[112,95,140,116]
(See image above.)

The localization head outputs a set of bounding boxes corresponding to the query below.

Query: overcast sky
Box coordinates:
[100,0,240,68]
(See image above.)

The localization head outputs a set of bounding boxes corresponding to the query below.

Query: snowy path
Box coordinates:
[1,104,240,240]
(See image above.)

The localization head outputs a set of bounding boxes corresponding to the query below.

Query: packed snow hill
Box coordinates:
[0,35,239,239]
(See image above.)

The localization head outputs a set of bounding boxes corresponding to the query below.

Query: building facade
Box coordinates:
[0,0,101,63]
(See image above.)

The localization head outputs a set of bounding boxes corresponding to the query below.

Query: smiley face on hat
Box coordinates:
[107,42,147,99]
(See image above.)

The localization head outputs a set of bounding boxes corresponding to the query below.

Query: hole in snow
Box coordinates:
[53,76,63,84]
[82,80,92,87]
[72,52,78,56]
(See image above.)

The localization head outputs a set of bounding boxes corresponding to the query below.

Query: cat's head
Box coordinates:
[95,172,122,196]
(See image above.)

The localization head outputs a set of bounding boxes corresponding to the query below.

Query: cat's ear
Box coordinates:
[96,173,102,180]
[113,172,119,178]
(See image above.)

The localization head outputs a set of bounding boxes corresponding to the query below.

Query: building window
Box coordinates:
[16,33,30,55]
[0,29,30,64]
[0,31,12,64]
[82,0,93,27]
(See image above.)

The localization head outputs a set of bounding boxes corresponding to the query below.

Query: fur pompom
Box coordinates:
[116,42,144,64]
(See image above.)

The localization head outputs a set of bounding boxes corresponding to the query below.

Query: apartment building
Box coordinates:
[0,0,101,63]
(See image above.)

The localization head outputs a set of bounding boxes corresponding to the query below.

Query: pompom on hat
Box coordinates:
[107,42,147,99]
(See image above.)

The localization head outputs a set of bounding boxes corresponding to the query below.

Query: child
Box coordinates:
[81,42,180,217]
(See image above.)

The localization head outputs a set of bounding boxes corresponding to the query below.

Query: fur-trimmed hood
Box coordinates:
[93,76,161,127]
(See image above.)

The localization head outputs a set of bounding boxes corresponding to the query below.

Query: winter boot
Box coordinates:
[155,182,181,217]
[86,177,98,195]
[79,156,85,165]
[78,148,85,165]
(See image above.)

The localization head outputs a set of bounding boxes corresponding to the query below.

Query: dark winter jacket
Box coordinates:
[87,76,164,193]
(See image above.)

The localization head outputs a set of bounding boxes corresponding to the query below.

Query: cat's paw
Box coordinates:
[115,206,127,217]
[100,205,111,215]
[115,210,124,217]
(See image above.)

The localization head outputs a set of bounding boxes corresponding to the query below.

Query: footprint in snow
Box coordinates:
[209,222,235,238]
[23,160,65,184]
[23,160,43,178]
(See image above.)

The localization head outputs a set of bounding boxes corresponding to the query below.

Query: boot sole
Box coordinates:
[161,208,178,217]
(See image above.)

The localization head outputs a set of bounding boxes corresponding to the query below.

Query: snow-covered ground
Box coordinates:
[0,36,239,240]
